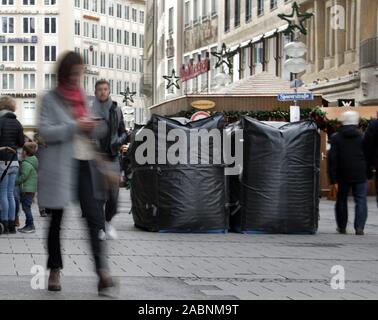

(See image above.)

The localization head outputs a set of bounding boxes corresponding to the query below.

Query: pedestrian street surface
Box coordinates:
[1,190,378,300]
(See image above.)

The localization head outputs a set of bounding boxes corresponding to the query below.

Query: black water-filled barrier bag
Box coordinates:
[130,113,229,233]
[230,117,320,234]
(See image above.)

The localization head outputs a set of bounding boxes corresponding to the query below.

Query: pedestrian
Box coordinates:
[17,142,38,234]
[329,111,368,236]
[0,96,25,235]
[363,116,378,207]
[93,79,128,240]
[38,51,116,296]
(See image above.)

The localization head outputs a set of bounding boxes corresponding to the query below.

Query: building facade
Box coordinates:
[144,0,378,113]
[0,0,146,134]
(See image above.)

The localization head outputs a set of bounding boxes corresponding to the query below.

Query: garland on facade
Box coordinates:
[172,107,372,136]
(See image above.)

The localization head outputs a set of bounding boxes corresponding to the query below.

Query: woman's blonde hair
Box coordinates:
[0,96,16,112]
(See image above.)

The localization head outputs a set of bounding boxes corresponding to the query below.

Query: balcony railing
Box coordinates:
[360,37,378,69]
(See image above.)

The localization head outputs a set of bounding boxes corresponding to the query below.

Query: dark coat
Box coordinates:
[364,119,378,173]
[329,125,367,184]
[97,102,128,159]
[0,112,24,162]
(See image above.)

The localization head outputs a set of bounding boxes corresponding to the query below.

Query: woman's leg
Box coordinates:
[7,167,18,222]
[47,209,64,270]
[78,161,108,274]
[0,172,9,224]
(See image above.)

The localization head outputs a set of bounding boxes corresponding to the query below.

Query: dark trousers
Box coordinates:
[21,192,35,227]
[103,187,119,223]
[47,161,108,273]
[78,161,108,273]
[336,182,368,231]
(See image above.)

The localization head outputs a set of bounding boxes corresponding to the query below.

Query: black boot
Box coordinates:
[8,221,16,234]
[1,221,9,234]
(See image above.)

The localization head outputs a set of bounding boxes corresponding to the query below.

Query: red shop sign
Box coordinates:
[180,57,210,82]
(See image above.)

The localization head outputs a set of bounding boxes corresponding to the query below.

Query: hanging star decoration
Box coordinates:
[211,43,240,73]
[121,87,136,106]
[163,69,180,90]
[278,1,313,36]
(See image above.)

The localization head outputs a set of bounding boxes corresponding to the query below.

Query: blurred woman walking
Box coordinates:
[38,51,116,296]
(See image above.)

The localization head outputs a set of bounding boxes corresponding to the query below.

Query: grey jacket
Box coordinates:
[37,90,107,209]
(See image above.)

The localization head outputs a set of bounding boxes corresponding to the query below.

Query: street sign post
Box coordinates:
[277,92,314,102]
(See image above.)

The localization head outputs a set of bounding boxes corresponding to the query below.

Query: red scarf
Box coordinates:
[57,83,88,119]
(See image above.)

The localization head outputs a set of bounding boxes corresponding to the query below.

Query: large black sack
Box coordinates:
[130,113,229,233]
[230,117,320,234]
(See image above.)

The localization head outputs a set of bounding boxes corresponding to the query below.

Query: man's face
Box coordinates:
[95,83,110,102]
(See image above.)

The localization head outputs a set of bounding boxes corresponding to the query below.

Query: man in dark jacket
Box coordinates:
[329,111,368,236]
[364,118,378,205]
[93,79,128,240]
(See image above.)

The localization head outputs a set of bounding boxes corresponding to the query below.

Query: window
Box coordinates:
[109,80,114,93]
[224,0,230,32]
[193,0,198,23]
[258,0,264,16]
[2,74,15,90]
[23,45,36,61]
[2,0,14,4]
[44,17,57,33]
[84,0,88,10]
[84,76,89,91]
[124,81,130,92]
[132,57,137,72]
[109,28,114,42]
[92,24,97,38]
[117,29,122,43]
[100,0,105,14]
[124,56,130,71]
[184,2,190,27]
[254,42,263,64]
[100,52,106,67]
[167,59,174,94]
[139,58,144,73]
[124,30,130,45]
[1,17,14,33]
[75,0,80,8]
[44,45,56,61]
[83,49,89,64]
[101,26,106,40]
[108,2,114,15]
[168,7,174,33]
[116,81,122,94]
[84,22,89,37]
[117,3,122,18]
[23,17,35,33]
[23,74,36,90]
[132,32,137,47]
[202,0,207,18]
[139,11,144,24]
[139,34,144,48]
[270,0,277,10]
[125,5,130,20]
[1,45,14,62]
[234,0,240,27]
[23,0,35,5]
[132,82,136,93]
[211,0,217,15]
[108,54,114,68]
[75,20,80,35]
[44,74,57,90]
[246,0,252,22]
[132,8,137,22]
[44,0,56,5]
[92,0,97,12]
[116,55,121,69]
[22,101,37,126]
[92,50,98,66]
[74,47,80,54]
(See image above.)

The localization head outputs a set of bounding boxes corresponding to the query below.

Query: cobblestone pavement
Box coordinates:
[1,190,378,300]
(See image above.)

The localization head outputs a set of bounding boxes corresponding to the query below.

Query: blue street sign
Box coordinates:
[277,92,314,101]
